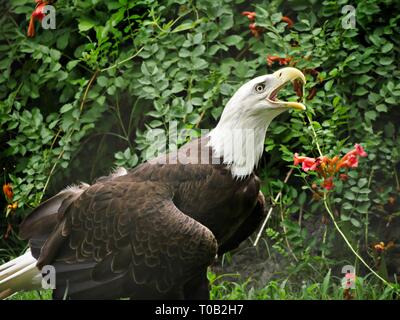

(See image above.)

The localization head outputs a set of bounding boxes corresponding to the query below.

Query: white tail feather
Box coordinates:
[0,250,41,299]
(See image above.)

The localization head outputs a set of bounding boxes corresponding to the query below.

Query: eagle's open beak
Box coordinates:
[267,67,306,111]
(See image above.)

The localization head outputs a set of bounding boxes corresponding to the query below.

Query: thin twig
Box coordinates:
[100,47,144,73]
[39,149,64,203]
[365,168,375,250]
[306,113,323,157]
[253,168,294,247]
[298,206,303,228]
[280,204,299,262]
[321,224,327,259]
[40,70,99,202]
[195,110,206,128]
[393,164,400,191]
[80,70,99,111]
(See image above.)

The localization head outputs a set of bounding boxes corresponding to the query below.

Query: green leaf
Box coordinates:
[223,35,243,49]
[344,193,355,201]
[60,104,73,113]
[192,57,207,70]
[56,32,69,50]
[365,111,377,120]
[379,57,393,65]
[294,20,311,31]
[356,203,370,214]
[342,203,353,210]
[358,178,368,188]
[172,22,195,33]
[321,269,331,298]
[381,43,393,53]
[350,218,361,228]
[298,191,307,206]
[354,87,368,96]
[376,104,387,112]
[192,45,205,57]
[78,18,97,32]
[324,80,333,91]
[66,60,79,71]
[193,33,203,44]
[97,76,108,87]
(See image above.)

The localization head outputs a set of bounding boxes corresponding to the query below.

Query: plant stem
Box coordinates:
[323,192,394,289]
[280,205,299,262]
[365,168,375,250]
[100,47,144,72]
[254,168,293,247]
[306,113,323,157]
[321,224,327,259]
[80,70,99,111]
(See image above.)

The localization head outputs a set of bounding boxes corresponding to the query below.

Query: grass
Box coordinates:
[6,273,399,300]
[209,272,400,300]
[8,290,52,300]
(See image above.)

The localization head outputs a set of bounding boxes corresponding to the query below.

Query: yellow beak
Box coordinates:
[270,67,306,111]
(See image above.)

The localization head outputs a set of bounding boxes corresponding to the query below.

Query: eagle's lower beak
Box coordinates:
[267,67,306,111]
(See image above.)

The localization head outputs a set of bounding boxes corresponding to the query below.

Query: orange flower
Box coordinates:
[5,201,18,218]
[281,16,294,28]
[322,177,334,190]
[3,183,13,201]
[373,241,394,253]
[338,144,367,169]
[249,23,263,37]
[7,202,18,211]
[27,1,48,38]
[242,11,256,21]
[279,58,290,65]
[354,144,368,157]
[267,55,292,67]
[339,154,358,169]
[293,144,367,192]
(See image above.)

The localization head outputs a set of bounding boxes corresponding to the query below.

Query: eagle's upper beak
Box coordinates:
[267,67,306,111]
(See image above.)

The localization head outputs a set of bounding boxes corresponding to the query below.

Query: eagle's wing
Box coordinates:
[20,178,217,299]
[217,191,266,254]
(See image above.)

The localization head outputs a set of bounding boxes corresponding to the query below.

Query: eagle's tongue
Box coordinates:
[293,79,303,99]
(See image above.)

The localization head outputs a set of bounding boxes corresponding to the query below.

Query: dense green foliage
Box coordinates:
[7,273,399,300]
[1,0,399,298]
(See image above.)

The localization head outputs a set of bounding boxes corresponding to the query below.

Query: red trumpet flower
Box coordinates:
[249,23,263,37]
[242,11,256,21]
[281,16,294,28]
[27,1,48,38]
[3,183,13,201]
[293,144,368,191]
[322,177,334,190]
[267,55,292,67]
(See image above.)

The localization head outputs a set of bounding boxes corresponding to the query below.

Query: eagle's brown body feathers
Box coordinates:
[19,136,266,299]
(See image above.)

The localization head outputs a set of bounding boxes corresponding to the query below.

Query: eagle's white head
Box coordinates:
[208,67,306,178]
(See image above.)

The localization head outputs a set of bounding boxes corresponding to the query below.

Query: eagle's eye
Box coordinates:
[255,84,265,93]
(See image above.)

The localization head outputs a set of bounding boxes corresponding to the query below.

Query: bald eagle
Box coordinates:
[0,67,306,300]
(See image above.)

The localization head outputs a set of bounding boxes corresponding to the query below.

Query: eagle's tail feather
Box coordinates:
[0,250,41,299]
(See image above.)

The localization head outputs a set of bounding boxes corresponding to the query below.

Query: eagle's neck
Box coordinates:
[207,103,282,178]
[208,125,268,178]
